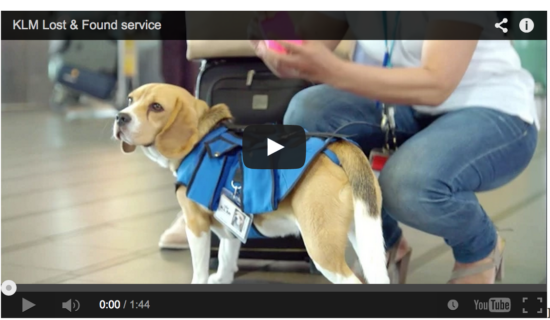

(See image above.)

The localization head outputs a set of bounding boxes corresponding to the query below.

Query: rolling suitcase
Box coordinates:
[196,57,311,125]
[49,40,117,82]
[49,40,118,110]
[195,57,314,267]
[55,65,117,101]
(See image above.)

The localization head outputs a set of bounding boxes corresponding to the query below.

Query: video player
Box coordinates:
[0,7,547,319]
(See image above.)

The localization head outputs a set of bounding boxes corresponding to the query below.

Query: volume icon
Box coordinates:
[62,299,80,312]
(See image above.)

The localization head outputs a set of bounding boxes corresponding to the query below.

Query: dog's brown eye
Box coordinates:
[150,103,163,112]
[128,97,133,106]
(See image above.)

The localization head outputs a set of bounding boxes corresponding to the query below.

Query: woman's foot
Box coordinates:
[386,236,412,263]
[386,236,413,284]
[158,211,189,250]
[448,236,505,284]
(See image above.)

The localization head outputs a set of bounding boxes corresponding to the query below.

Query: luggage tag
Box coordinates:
[369,149,393,179]
[370,104,396,178]
[213,185,253,244]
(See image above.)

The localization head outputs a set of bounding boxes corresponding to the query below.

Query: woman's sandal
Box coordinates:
[448,237,506,284]
[386,237,413,284]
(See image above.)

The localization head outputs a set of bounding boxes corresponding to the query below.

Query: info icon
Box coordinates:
[519,18,534,33]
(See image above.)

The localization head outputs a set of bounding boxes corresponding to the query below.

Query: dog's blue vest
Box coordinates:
[175,125,349,239]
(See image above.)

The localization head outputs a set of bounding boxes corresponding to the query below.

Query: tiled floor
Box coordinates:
[1,103,547,285]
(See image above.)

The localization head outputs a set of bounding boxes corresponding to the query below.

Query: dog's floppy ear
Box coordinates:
[121,141,136,153]
[155,98,199,159]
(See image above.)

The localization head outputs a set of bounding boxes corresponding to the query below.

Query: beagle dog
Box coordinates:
[113,83,389,284]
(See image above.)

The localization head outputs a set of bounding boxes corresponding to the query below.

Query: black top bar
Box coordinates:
[2,11,547,40]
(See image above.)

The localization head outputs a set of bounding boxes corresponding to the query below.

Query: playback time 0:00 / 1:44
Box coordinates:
[99,300,150,309]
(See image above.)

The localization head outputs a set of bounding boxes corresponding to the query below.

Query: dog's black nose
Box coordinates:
[116,113,131,126]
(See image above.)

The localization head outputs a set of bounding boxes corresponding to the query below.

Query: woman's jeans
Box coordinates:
[284,85,538,263]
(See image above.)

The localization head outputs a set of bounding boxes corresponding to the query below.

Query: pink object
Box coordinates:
[265,40,303,53]
[260,12,302,53]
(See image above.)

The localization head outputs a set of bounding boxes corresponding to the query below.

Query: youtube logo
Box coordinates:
[243,125,306,169]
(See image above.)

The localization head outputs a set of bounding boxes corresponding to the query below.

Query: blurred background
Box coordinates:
[1,34,547,284]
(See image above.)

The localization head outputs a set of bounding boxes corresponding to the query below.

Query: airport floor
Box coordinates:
[1,101,547,285]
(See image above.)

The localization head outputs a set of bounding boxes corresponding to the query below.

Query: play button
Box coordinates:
[243,125,306,169]
[22,298,35,312]
[267,138,284,156]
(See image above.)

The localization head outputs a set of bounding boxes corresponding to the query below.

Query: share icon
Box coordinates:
[495,18,508,33]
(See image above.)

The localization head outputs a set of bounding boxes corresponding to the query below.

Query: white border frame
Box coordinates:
[0,1,548,319]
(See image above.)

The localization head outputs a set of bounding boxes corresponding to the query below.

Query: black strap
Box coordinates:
[305,132,353,139]
[241,131,354,153]
[223,121,353,139]
[223,122,248,133]
[225,122,353,181]
[233,164,243,184]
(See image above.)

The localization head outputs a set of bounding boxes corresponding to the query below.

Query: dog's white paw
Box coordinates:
[208,272,234,284]
[365,272,391,284]
[190,277,208,284]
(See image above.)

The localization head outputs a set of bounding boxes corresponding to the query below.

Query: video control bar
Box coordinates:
[1,291,546,318]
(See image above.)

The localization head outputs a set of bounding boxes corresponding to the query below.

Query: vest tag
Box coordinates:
[214,188,253,243]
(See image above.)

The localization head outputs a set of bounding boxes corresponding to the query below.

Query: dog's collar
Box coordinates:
[141,118,232,150]
[219,119,249,134]
[216,118,235,129]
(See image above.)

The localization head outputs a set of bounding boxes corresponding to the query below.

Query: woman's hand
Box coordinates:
[248,12,299,78]
[250,40,299,78]
[251,40,344,83]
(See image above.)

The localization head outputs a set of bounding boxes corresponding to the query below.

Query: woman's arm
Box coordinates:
[270,19,483,107]
[329,40,479,106]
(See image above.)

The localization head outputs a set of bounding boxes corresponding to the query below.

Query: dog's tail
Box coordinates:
[327,141,389,284]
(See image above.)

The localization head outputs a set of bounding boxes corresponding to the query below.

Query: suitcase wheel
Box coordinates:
[212,258,321,277]
[309,260,322,275]
[210,257,219,271]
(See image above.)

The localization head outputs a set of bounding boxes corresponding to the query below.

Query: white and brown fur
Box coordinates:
[113,83,389,284]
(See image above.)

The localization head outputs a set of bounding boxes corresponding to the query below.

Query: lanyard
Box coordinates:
[376,11,400,111]
[382,11,400,68]
[377,11,400,151]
